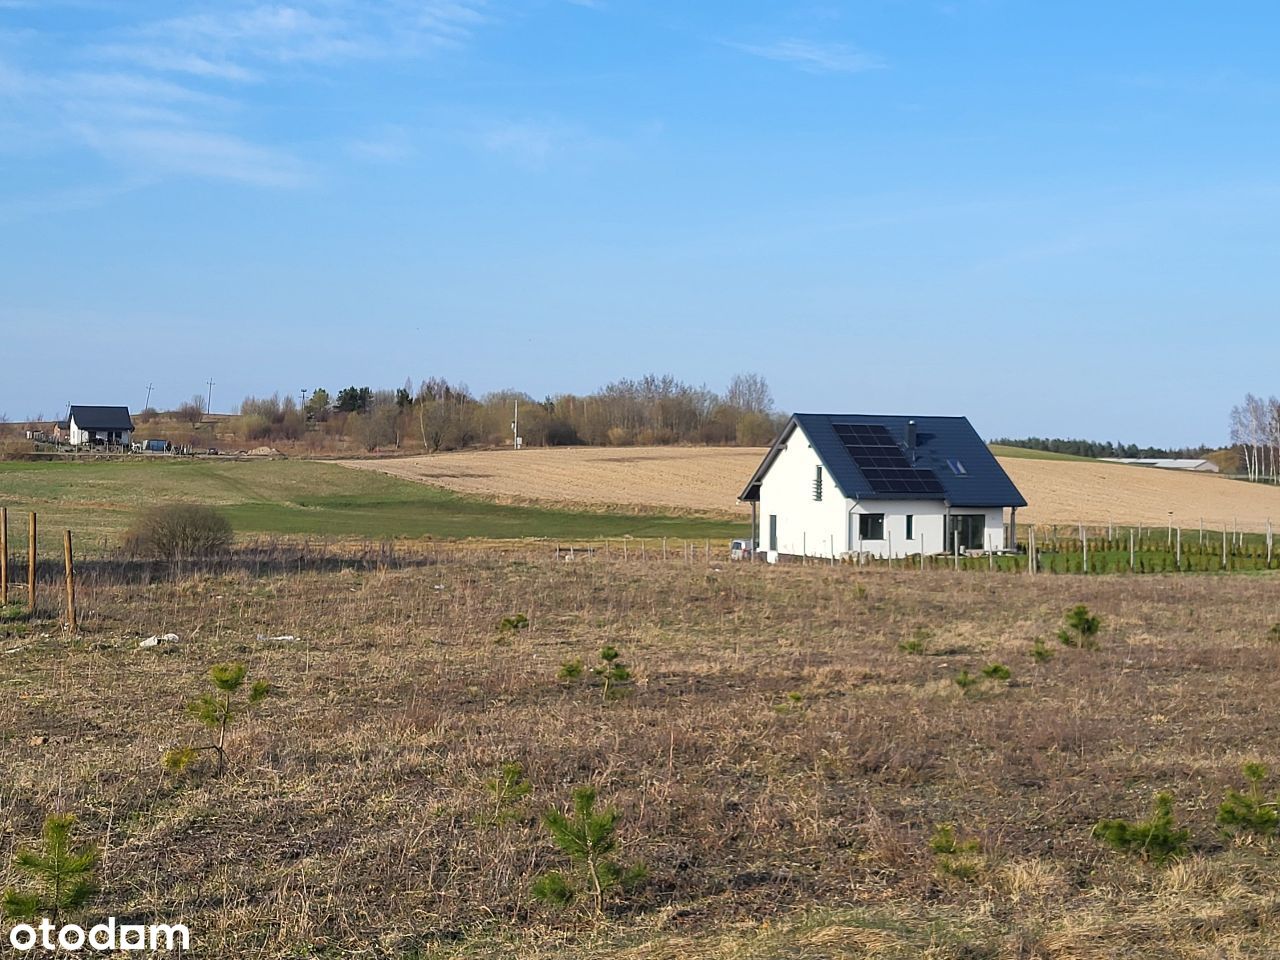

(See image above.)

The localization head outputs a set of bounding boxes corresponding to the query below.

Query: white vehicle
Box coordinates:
[730,538,755,560]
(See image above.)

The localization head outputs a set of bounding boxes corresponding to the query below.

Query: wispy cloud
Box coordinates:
[0,1,491,195]
[347,125,414,164]
[728,38,884,75]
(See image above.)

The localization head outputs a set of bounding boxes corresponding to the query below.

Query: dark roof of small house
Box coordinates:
[740,413,1027,508]
[68,405,134,431]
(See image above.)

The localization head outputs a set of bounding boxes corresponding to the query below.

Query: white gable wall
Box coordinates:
[757,424,1007,559]
[757,427,856,559]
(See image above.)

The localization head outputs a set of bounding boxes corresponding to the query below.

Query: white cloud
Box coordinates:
[728,38,884,75]
[75,125,312,187]
[1,1,492,194]
[347,126,414,163]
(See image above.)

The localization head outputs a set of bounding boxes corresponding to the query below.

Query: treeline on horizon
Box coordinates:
[991,437,1215,460]
[144,373,786,451]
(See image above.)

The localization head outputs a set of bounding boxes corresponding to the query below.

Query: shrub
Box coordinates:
[929,823,983,881]
[1030,637,1054,663]
[2,814,98,925]
[953,670,979,693]
[165,662,270,777]
[1217,762,1278,839]
[982,663,1011,681]
[594,645,632,700]
[1059,604,1101,648]
[558,658,584,681]
[1269,624,1280,643]
[499,613,529,633]
[531,786,645,914]
[484,762,533,825]
[1092,792,1190,864]
[124,504,232,560]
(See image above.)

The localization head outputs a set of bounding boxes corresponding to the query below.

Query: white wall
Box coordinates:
[757,425,1007,559]
[757,428,856,560]
[68,416,131,447]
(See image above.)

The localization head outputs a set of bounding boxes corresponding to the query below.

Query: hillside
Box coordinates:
[345,446,1280,533]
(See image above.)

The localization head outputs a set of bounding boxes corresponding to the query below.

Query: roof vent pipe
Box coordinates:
[905,420,917,462]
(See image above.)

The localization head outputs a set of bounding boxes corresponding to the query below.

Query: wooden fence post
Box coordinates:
[0,506,7,606]
[1222,528,1228,570]
[63,530,76,634]
[1083,526,1088,574]
[1029,527,1036,575]
[1176,527,1181,571]
[1129,529,1135,572]
[27,511,36,612]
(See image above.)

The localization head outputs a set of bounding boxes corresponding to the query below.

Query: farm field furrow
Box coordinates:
[343,446,1280,532]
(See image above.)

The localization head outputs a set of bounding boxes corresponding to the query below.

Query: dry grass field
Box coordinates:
[345,447,1280,532]
[4,550,1280,957]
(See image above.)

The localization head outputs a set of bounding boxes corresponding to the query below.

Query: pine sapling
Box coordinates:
[594,645,632,701]
[165,661,270,777]
[929,823,984,881]
[1060,604,1101,649]
[1030,637,1054,662]
[531,786,646,915]
[1092,792,1190,864]
[2,814,98,926]
[485,762,533,825]
[982,663,1011,681]
[1217,762,1279,839]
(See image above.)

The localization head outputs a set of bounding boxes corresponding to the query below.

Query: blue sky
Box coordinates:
[2,1,1277,445]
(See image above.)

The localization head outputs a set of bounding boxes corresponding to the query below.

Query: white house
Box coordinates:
[65,405,135,447]
[739,414,1027,560]
[1101,458,1219,473]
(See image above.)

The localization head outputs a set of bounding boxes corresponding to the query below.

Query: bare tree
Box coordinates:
[725,373,773,415]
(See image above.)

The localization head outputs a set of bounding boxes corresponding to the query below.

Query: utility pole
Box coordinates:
[206,378,215,415]
[144,382,154,412]
[511,400,520,449]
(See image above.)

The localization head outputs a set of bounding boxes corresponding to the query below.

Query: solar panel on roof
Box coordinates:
[832,422,946,497]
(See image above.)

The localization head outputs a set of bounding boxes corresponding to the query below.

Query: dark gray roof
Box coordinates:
[68,405,134,431]
[740,413,1027,508]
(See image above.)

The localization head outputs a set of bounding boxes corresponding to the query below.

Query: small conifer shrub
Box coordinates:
[531,786,646,914]
[558,658,584,681]
[498,613,529,633]
[1092,792,1190,864]
[1217,763,1279,839]
[2,814,98,925]
[484,762,533,825]
[929,823,983,881]
[594,646,632,700]
[1030,637,1054,663]
[953,670,979,693]
[1059,604,1101,649]
[982,663,1011,681]
[165,662,270,777]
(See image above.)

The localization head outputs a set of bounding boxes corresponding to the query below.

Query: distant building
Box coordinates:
[1101,458,1220,473]
[740,414,1027,560]
[64,405,135,447]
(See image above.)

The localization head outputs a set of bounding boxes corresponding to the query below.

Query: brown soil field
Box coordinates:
[3,550,1279,957]
[343,447,1280,532]
[342,447,765,517]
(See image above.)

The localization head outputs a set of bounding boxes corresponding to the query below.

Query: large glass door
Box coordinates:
[946,514,986,551]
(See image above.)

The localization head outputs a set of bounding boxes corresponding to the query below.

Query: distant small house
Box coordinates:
[740,413,1027,560]
[1101,458,1220,473]
[65,405,134,447]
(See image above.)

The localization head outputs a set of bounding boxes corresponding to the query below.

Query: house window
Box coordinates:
[813,465,823,501]
[905,514,914,540]
[947,514,986,551]
[769,515,778,552]
[946,458,967,475]
[859,513,885,540]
